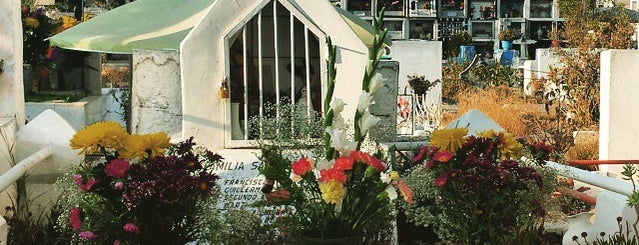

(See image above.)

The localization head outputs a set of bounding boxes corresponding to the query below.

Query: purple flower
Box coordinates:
[123,223,140,234]
[114,181,124,190]
[78,231,95,240]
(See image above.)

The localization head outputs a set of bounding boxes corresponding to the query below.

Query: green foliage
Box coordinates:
[403,133,559,244]
[444,31,473,59]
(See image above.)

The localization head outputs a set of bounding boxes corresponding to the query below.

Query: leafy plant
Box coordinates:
[407,75,440,96]
[57,122,222,244]
[498,28,520,41]
[406,128,558,244]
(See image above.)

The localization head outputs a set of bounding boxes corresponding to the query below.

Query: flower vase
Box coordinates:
[231,102,244,139]
[562,212,594,244]
[501,40,513,50]
[300,234,361,245]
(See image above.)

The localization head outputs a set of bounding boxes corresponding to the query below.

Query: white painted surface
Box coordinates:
[0,118,17,219]
[15,109,80,217]
[599,50,639,176]
[390,41,442,93]
[535,48,563,79]
[25,95,102,130]
[444,109,504,135]
[0,0,25,128]
[523,60,536,96]
[180,0,369,151]
[101,88,127,127]
[389,41,443,132]
[131,50,182,135]
[214,149,264,208]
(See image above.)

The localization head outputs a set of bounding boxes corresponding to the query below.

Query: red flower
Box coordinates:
[74,175,97,191]
[105,159,130,178]
[434,151,453,163]
[434,173,449,187]
[333,156,354,171]
[350,151,387,172]
[69,207,82,230]
[291,158,314,176]
[123,223,140,234]
[318,168,348,184]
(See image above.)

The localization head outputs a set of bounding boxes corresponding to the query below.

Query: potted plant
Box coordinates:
[257,9,414,244]
[448,31,474,61]
[59,122,223,244]
[498,28,519,50]
[404,128,558,244]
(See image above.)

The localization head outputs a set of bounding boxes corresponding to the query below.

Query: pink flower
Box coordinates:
[69,207,82,230]
[123,223,140,234]
[78,231,95,240]
[114,181,124,190]
[113,240,120,245]
[105,159,130,178]
[433,151,453,163]
[74,175,97,191]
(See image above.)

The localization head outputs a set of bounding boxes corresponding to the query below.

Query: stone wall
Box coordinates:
[131,50,182,135]
[0,0,25,128]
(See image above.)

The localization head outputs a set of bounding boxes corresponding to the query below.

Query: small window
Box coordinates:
[226,0,323,143]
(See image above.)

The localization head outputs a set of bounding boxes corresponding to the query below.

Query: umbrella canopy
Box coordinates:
[49,0,385,54]
[49,0,215,54]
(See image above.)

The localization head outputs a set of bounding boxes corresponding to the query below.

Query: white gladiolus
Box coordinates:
[331,115,346,130]
[385,185,398,201]
[380,171,392,184]
[317,159,334,171]
[369,73,384,95]
[327,127,357,156]
[357,91,374,113]
[330,98,346,115]
[359,111,380,136]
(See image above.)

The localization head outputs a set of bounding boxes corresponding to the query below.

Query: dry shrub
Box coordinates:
[442,86,542,137]
[565,134,599,161]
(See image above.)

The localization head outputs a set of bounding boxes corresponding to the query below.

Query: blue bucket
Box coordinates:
[459,45,475,63]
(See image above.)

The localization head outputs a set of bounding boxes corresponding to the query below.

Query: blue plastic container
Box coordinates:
[459,45,475,63]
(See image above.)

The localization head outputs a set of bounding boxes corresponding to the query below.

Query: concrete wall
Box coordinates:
[0,0,25,128]
[131,50,182,135]
[389,41,442,132]
[0,118,17,216]
[535,48,564,80]
[25,95,102,130]
[599,50,639,175]
[180,0,369,151]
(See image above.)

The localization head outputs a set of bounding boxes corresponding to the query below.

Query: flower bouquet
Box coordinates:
[59,121,222,244]
[258,9,413,242]
[405,128,556,244]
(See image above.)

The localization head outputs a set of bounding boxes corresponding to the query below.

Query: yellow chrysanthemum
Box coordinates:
[429,128,469,153]
[25,17,39,29]
[319,179,346,204]
[120,132,171,160]
[69,121,129,154]
[477,129,524,159]
[61,16,77,29]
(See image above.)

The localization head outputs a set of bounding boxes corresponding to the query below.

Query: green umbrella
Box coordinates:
[49,0,215,54]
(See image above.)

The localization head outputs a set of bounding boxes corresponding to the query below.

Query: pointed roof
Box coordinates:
[444,109,504,136]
